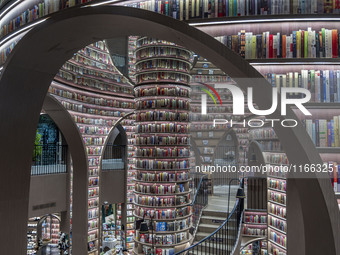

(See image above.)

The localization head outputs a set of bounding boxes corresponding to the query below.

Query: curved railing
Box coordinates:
[175,179,244,255]
[190,173,209,235]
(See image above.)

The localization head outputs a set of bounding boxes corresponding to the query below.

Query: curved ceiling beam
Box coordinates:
[0,5,338,255]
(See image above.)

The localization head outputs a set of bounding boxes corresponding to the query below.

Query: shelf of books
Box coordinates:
[248,127,287,255]
[27,217,39,254]
[133,37,193,255]
[41,215,60,247]
[48,40,135,254]
[241,209,268,255]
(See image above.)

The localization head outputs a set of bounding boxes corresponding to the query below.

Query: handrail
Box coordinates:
[240,237,267,251]
[191,173,208,205]
[175,178,244,255]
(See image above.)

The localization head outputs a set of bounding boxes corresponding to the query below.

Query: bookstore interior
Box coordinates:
[1,1,340,255]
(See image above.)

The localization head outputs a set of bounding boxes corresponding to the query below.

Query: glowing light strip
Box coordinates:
[0,18,47,48]
[189,17,340,26]
[83,0,120,7]
[0,0,21,19]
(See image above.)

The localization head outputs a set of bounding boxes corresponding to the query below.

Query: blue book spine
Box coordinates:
[226,0,229,16]
[155,0,158,12]
[315,119,320,147]
[330,70,334,102]
[234,0,237,15]
[293,31,297,58]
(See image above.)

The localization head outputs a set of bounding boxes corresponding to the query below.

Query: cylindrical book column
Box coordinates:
[133,37,193,255]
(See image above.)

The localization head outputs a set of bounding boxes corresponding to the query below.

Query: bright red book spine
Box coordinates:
[269,34,273,59]
[332,29,338,58]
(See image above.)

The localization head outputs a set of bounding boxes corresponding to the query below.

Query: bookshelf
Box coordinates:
[27,217,39,254]
[133,37,193,255]
[48,41,135,254]
[248,127,288,255]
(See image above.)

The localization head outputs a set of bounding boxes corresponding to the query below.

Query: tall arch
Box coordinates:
[42,94,88,253]
[0,6,338,255]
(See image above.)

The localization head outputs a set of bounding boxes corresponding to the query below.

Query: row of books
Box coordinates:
[135,86,190,97]
[153,218,190,232]
[268,242,286,255]
[216,28,340,59]
[0,0,94,38]
[257,141,283,152]
[126,0,340,21]
[72,54,115,72]
[268,190,287,205]
[88,220,98,231]
[137,112,189,122]
[137,38,179,48]
[89,168,98,176]
[268,203,287,219]
[88,188,99,197]
[56,71,132,95]
[88,199,99,208]
[242,226,267,236]
[89,178,98,187]
[191,105,234,113]
[304,117,340,147]
[136,136,189,146]
[78,125,110,135]
[328,162,340,192]
[138,231,188,245]
[191,75,231,83]
[136,183,187,194]
[136,72,190,84]
[135,195,177,207]
[136,99,190,110]
[268,178,287,192]
[136,147,190,157]
[88,209,99,219]
[79,47,112,65]
[135,206,191,219]
[137,171,189,182]
[249,128,278,140]
[266,70,340,103]
[269,215,287,232]
[269,229,287,248]
[136,123,189,133]
[72,115,119,126]
[264,152,288,165]
[61,100,126,117]
[83,137,105,145]
[244,213,267,224]
[61,62,122,83]
[136,59,190,72]
[135,159,190,169]
[86,147,102,155]
[136,46,191,61]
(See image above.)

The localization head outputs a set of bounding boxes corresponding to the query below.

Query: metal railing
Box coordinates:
[31,144,68,175]
[175,179,244,255]
[190,173,209,235]
[101,144,126,170]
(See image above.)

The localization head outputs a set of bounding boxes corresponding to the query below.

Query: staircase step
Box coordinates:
[197,223,219,233]
[194,232,237,242]
[202,209,229,218]
[200,215,226,225]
